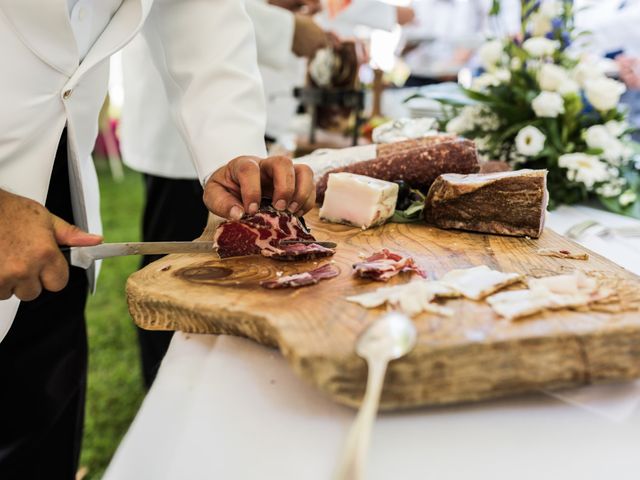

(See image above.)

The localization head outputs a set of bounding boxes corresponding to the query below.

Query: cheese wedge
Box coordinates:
[319,173,399,229]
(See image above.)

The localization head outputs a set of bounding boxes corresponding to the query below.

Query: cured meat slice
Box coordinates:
[537,248,589,260]
[213,207,334,261]
[487,272,613,320]
[268,242,336,261]
[261,264,339,289]
[424,169,548,238]
[353,249,426,282]
[346,280,457,317]
[310,138,479,203]
[439,265,523,300]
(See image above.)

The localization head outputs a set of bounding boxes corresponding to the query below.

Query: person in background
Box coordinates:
[574,0,640,139]
[0,1,315,478]
[120,0,332,389]
[401,0,520,86]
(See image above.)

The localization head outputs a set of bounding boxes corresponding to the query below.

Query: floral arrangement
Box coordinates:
[440,0,640,217]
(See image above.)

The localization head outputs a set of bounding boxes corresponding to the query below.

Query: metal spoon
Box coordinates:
[334,312,417,480]
[565,220,640,240]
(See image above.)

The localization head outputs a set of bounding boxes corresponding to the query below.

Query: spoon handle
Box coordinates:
[334,357,388,480]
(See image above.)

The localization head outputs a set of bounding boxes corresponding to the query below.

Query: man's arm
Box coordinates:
[142,0,314,219]
[0,189,102,301]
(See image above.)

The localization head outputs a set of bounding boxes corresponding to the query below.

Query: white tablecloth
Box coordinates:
[104,206,640,480]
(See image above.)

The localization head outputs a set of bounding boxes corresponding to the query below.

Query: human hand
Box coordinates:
[292,14,330,58]
[617,55,640,90]
[396,6,415,25]
[203,156,316,219]
[0,189,103,301]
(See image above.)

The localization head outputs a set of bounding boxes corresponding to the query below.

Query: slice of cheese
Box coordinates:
[319,173,399,229]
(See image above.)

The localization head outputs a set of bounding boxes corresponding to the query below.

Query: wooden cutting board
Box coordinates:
[127,210,640,410]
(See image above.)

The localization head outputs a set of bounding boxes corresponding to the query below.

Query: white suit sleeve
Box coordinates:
[332,0,397,32]
[246,0,295,70]
[141,0,267,184]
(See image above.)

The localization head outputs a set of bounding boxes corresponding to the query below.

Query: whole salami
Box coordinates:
[315,138,479,202]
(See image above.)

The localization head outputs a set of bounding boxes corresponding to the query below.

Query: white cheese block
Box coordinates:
[319,173,399,229]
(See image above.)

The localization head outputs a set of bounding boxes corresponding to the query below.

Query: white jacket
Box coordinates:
[0,0,267,342]
[120,0,297,179]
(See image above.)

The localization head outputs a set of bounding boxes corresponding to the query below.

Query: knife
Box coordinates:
[279,240,338,248]
[60,241,216,269]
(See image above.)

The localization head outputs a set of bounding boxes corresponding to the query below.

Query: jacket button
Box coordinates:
[63,89,73,99]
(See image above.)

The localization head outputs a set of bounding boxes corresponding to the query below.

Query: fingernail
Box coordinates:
[229,205,244,220]
[289,202,299,213]
[274,199,287,211]
[248,202,259,215]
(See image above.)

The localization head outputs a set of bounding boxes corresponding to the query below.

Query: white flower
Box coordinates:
[478,40,504,71]
[522,37,560,57]
[584,77,626,112]
[538,64,570,92]
[584,125,626,164]
[584,125,613,150]
[471,72,501,91]
[515,126,546,156]
[540,0,563,18]
[532,91,565,118]
[571,59,604,87]
[605,120,628,137]
[619,190,638,206]
[446,115,469,134]
[494,69,511,82]
[557,78,579,95]
[558,153,611,188]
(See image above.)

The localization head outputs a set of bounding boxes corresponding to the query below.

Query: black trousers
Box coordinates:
[0,134,88,479]
[137,174,208,389]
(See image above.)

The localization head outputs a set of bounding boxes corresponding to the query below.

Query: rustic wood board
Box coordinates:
[127,210,640,410]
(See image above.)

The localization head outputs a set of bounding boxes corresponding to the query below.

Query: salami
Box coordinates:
[352,249,426,282]
[424,169,548,238]
[213,207,335,261]
[315,138,479,203]
[260,264,339,289]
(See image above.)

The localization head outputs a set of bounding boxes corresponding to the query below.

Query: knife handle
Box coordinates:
[59,247,72,265]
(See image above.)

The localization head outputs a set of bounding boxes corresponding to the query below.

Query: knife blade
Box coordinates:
[279,240,338,248]
[61,241,216,269]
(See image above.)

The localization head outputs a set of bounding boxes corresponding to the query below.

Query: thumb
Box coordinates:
[52,214,103,246]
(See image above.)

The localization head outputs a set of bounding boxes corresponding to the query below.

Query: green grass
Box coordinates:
[81,162,146,479]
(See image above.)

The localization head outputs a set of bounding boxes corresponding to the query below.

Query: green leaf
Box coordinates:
[489,0,501,16]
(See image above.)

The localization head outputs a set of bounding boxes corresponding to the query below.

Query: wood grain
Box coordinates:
[127,210,640,410]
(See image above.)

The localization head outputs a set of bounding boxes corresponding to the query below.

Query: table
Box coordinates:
[104,205,640,480]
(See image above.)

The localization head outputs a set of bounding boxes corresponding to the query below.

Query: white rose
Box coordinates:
[619,189,638,207]
[494,69,511,82]
[571,59,604,87]
[557,78,579,95]
[584,125,613,150]
[584,77,626,111]
[522,37,560,57]
[515,126,546,156]
[478,40,504,71]
[605,120,628,137]
[510,57,523,70]
[532,91,565,118]
[538,64,570,91]
[558,153,611,188]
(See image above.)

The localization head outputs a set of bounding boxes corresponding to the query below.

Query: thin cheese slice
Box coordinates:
[346,280,457,317]
[439,266,523,300]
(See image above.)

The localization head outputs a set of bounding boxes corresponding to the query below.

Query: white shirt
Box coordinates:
[67,0,123,60]
[575,0,640,57]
